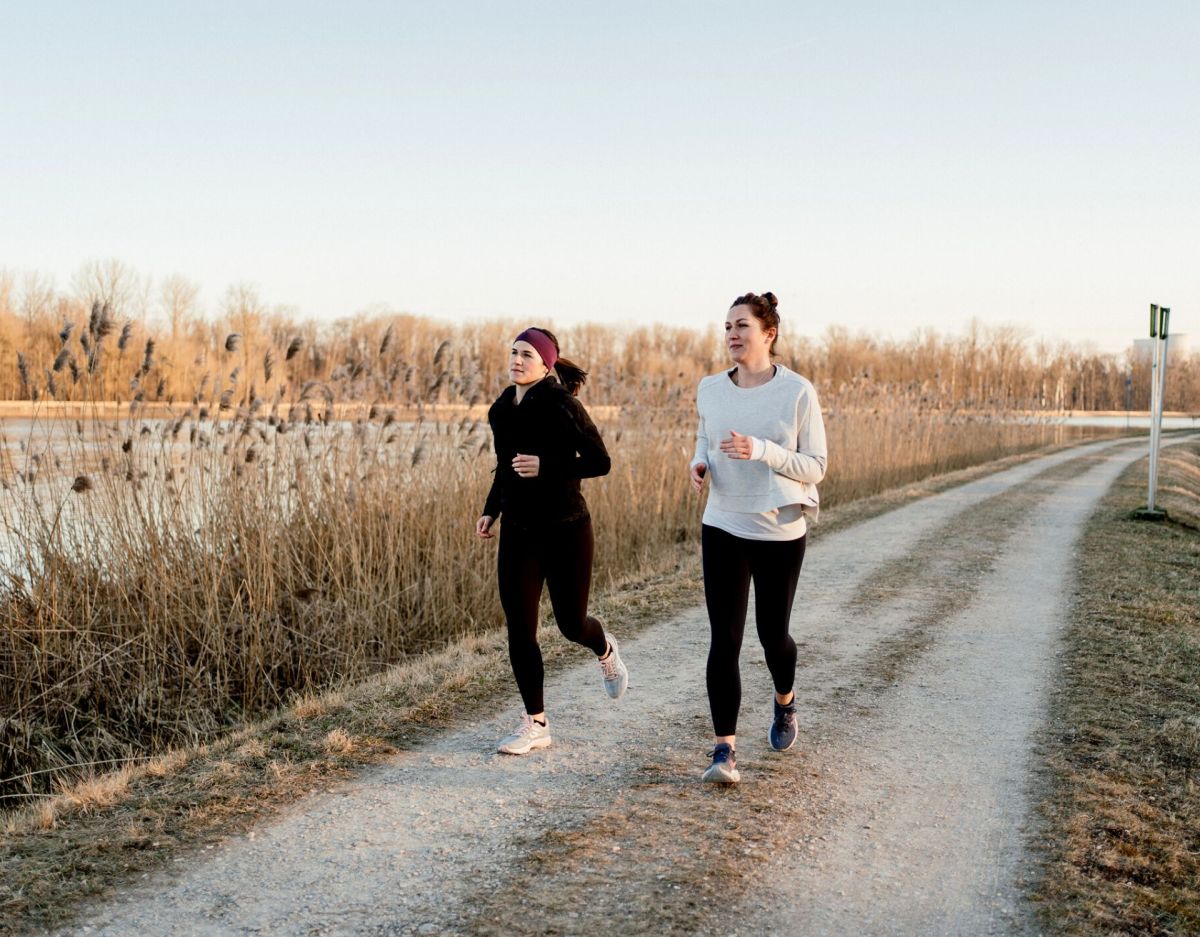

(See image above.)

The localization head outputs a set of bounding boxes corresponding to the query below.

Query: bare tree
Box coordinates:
[19,271,57,330]
[221,283,269,402]
[222,283,267,339]
[71,259,149,320]
[0,268,15,319]
[159,274,201,342]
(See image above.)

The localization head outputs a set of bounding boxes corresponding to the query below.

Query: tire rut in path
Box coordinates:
[452,447,1125,937]
[63,437,1156,936]
[729,445,1156,937]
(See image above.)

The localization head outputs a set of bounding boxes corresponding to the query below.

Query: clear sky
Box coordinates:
[2,2,1196,353]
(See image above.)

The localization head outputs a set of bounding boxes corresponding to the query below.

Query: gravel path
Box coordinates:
[63,437,1180,937]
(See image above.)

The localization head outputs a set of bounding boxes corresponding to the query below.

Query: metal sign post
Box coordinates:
[1137,303,1170,520]
[1124,373,1132,429]
[1148,304,1162,508]
[1153,306,1171,498]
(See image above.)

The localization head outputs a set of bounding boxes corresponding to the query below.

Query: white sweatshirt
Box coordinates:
[691,365,828,531]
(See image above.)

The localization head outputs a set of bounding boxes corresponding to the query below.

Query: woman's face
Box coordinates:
[509,339,549,385]
[725,305,775,364]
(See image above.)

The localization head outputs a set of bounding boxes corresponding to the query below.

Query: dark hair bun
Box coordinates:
[762,291,778,309]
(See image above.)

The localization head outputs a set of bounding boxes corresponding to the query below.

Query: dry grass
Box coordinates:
[0,545,702,933]
[56,766,135,815]
[0,428,1141,935]
[1034,441,1200,935]
[0,310,1125,811]
[321,728,354,755]
[0,296,1132,934]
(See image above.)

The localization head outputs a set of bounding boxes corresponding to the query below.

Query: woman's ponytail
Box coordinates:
[527,326,588,396]
[553,357,588,396]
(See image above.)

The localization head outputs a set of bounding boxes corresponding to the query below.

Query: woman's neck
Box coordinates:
[514,381,534,404]
[733,358,775,388]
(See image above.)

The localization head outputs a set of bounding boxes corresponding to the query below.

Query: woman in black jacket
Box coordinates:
[476,327,628,755]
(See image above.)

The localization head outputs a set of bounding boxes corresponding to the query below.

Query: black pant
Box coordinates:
[702,524,807,737]
[498,516,608,715]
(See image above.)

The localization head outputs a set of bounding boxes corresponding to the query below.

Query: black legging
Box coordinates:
[498,516,608,715]
[702,524,807,737]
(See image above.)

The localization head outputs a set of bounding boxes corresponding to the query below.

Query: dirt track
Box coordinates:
[62,437,1180,937]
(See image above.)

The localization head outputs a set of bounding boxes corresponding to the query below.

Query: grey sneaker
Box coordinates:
[768,697,798,751]
[598,633,628,699]
[702,743,740,784]
[497,714,551,755]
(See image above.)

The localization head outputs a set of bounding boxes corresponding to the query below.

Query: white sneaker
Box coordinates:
[598,633,629,699]
[497,714,551,755]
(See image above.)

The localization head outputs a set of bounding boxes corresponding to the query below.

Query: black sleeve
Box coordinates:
[481,410,503,518]
[482,462,502,518]
[541,395,611,480]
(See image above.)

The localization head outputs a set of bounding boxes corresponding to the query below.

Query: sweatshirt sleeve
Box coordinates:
[481,402,504,518]
[480,424,504,518]
[542,395,611,480]
[753,381,827,483]
[482,465,502,518]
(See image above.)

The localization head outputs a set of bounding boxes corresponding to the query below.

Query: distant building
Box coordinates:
[1132,333,1191,363]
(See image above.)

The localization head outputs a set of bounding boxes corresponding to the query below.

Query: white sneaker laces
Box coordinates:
[514,715,544,737]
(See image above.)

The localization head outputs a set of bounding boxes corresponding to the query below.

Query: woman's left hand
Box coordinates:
[512,453,540,478]
[719,430,755,460]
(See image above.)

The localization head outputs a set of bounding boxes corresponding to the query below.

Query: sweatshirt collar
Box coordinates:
[509,374,560,406]
[727,363,782,388]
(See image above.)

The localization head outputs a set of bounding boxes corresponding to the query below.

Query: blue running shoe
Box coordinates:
[702,743,740,784]
[768,697,798,751]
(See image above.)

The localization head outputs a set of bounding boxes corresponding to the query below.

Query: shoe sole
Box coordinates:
[497,736,552,755]
[702,765,740,784]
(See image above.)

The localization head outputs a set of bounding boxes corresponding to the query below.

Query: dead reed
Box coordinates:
[2,260,1199,410]
[0,311,1119,807]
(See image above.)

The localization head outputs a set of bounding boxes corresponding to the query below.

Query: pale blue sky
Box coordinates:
[2,2,1196,352]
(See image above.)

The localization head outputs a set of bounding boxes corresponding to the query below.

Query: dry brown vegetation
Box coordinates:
[0,552,703,934]
[0,433,1151,934]
[2,260,1199,411]
[0,263,1129,814]
[1036,442,1200,935]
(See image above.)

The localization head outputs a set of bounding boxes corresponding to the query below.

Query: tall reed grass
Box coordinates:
[0,308,1117,805]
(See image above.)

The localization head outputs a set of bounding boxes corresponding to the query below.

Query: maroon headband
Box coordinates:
[513,328,558,371]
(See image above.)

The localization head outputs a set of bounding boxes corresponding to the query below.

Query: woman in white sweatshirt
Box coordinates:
[689,292,828,784]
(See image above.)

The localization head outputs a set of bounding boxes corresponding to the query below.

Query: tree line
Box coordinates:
[0,260,1195,412]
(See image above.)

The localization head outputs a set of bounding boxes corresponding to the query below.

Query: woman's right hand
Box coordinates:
[476,516,496,539]
[690,462,708,493]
